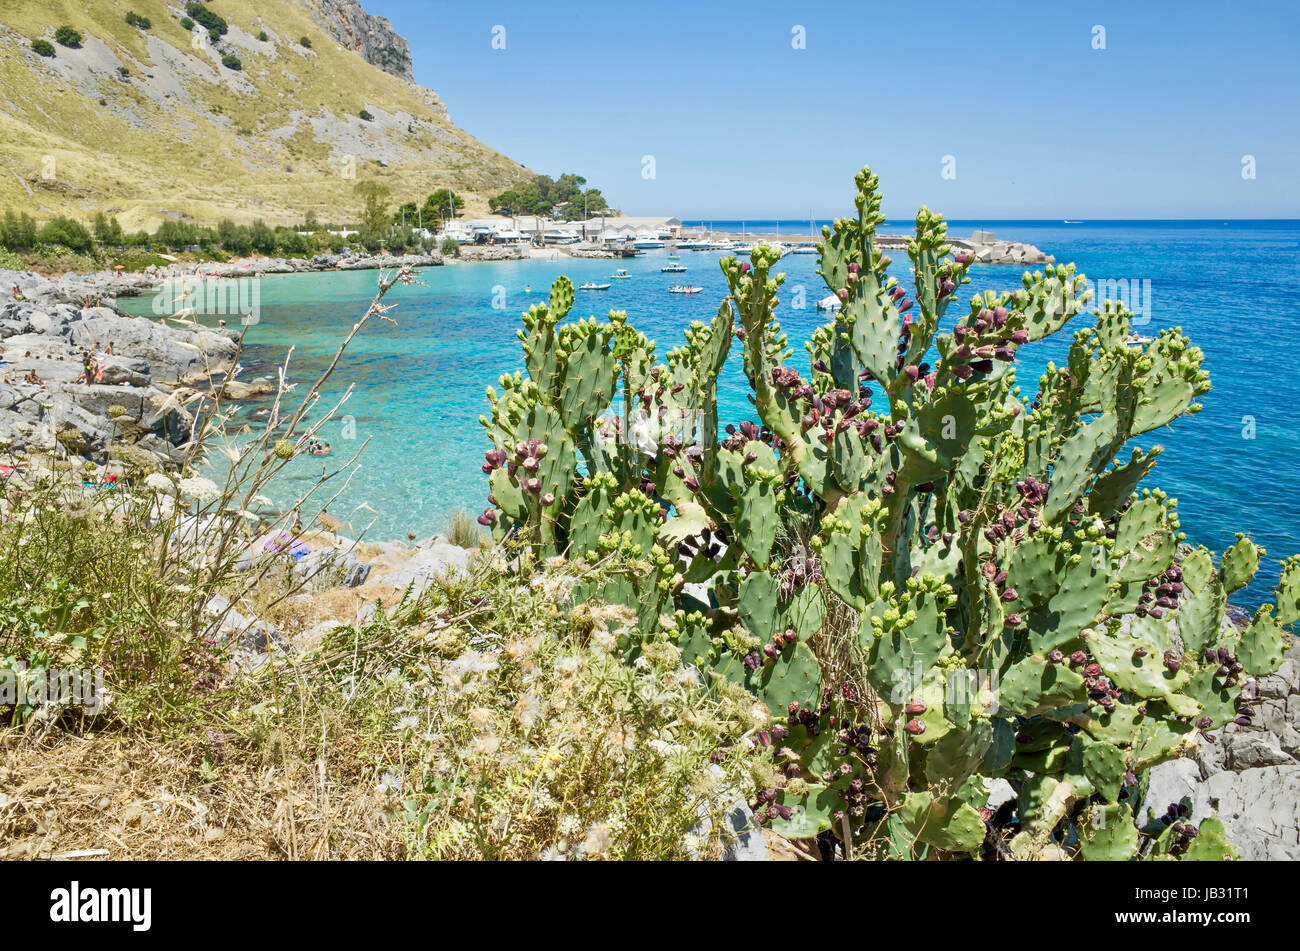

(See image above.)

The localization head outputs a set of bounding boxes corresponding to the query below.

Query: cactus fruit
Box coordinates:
[481,166,1293,860]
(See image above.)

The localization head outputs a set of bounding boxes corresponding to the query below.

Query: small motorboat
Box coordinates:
[668,285,702,295]
[661,262,687,273]
[611,268,631,279]
[579,281,612,290]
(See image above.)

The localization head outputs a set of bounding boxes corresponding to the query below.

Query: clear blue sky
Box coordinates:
[366,0,1300,219]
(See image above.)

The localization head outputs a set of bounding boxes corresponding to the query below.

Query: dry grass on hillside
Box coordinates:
[0,0,532,228]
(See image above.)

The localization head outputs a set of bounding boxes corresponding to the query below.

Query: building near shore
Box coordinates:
[443,215,682,245]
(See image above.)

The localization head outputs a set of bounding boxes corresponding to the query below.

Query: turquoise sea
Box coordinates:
[123,220,1300,605]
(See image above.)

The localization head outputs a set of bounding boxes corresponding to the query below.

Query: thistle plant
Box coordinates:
[480,166,1296,859]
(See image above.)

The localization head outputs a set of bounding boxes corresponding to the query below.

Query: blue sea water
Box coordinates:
[123,220,1300,606]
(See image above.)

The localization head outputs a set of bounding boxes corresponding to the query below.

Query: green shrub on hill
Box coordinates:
[54,26,82,48]
[359,109,374,121]
[185,3,227,38]
[299,36,312,48]
[221,53,241,70]
[36,216,93,253]
[180,16,195,31]
[125,11,152,30]
[31,38,55,57]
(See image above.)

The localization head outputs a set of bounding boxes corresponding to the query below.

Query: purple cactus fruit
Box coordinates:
[905,700,927,715]
[953,252,970,265]
[740,261,751,275]
[904,364,920,382]
[684,476,700,492]
[540,492,555,507]
[1048,649,1065,664]
[897,298,914,313]
[1010,329,1029,345]
[847,261,860,274]
[836,287,850,302]
[1234,715,1252,727]
[904,718,926,736]
[994,347,1016,362]
[1005,613,1023,625]
[485,448,507,468]
[1071,651,1088,667]
[993,306,1008,325]
[1001,587,1019,602]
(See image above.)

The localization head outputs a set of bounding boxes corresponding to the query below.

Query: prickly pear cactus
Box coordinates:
[480,166,1297,860]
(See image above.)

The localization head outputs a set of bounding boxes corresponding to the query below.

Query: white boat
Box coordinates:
[668,285,702,295]
[611,268,630,279]
[579,282,611,291]
[731,244,754,255]
[790,243,818,254]
[676,238,711,250]
[661,262,687,273]
[816,294,841,311]
[633,236,666,249]
[543,231,582,245]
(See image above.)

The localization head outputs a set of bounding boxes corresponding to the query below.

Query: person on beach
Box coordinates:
[11,285,23,301]
[24,370,43,386]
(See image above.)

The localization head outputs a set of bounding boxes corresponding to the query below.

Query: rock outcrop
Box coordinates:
[1143,642,1300,860]
[315,0,414,81]
[0,270,239,468]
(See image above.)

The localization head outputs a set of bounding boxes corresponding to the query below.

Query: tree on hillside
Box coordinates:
[54,26,82,48]
[488,173,613,219]
[354,181,392,236]
[92,212,124,247]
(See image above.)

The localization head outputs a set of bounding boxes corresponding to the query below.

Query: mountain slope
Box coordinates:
[0,0,531,229]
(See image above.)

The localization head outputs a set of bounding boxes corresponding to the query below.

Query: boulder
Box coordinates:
[380,540,469,595]
[294,547,372,590]
[68,310,237,382]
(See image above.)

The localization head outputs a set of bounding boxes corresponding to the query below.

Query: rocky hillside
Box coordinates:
[314,0,411,80]
[0,0,531,229]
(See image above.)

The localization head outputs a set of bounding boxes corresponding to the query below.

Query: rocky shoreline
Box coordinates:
[0,269,243,470]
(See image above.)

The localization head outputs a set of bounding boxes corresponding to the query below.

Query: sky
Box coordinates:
[365,0,1300,219]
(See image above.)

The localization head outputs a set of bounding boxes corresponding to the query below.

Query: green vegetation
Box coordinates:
[440,236,460,257]
[180,16,195,31]
[394,189,462,229]
[257,29,269,42]
[221,53,242,71]
[125,11,151,30]
[299,36,312,48]
[489,173,611,220]
[446,510,484,550]
[0,200,439,266]
[358,108,374,121]
[0,274,758,861]
[53,26,82,48]
[185,2,227,39]
[30,38,55,57]
[476,166,1298,860]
